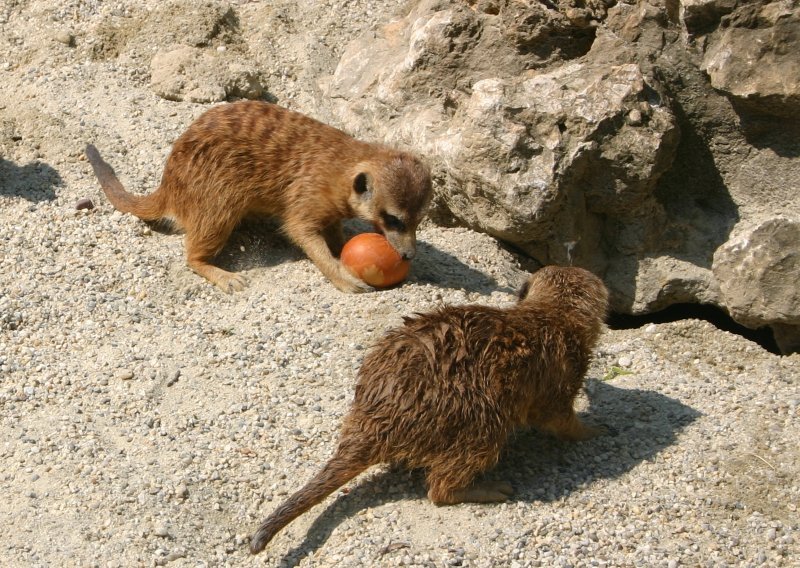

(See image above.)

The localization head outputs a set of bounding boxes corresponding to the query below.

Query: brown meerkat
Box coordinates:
[249,265,609,554]
[85,100,432,293]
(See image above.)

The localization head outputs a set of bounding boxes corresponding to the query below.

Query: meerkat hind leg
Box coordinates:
[541,411,606,442]
[426,458,513,505]
[429,480,514,505]
[185,233,248,293]
[455,480,515,503]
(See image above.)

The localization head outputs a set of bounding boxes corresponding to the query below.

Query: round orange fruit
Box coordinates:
[340,233,410,288]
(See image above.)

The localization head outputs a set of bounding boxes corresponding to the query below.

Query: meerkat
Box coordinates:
[85,101,432,293]
[249,265,609,554]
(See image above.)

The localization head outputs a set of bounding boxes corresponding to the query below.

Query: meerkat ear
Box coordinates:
[517,280,531,301]
[353,172,372,200]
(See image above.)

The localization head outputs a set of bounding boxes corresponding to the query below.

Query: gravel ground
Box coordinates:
[1,1,799,567]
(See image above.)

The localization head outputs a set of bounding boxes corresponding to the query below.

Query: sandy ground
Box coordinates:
[1,1,798,567]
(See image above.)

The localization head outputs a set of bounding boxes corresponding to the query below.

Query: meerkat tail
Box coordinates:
[249,448,369,554]
[85,144,165,221]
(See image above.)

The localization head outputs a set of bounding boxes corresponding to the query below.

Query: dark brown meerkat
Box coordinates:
[249,265,609,554]
[85,100,432,293]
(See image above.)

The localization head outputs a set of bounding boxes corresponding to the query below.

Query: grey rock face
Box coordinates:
[315,0,800,352]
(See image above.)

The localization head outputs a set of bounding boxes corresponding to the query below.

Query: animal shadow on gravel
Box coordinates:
[495,379,701,501]
[412,240,516,295]
[148,217,307,275]
[274,379,699,567]
[0,157,61,201]
[180,217,510,294]
[213,219,307,273]
[345,218,511,294]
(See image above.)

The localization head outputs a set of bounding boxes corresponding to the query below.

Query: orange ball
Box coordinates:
[340,233,410,288]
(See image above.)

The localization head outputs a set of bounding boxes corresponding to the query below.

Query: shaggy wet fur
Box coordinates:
[86,100,432,293]
[250,266,609,554]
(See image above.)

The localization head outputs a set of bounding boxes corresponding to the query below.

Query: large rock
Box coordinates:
[316,0,800,352]
[325,0,678,289]
[699,0,800,118]
[324,2,682,302]
[713,218,800,353]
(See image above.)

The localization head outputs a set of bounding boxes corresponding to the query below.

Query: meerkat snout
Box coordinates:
[384,228,416,260]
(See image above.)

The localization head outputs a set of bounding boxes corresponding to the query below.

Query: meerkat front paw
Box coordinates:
[333,271,375,293]
[331,265,375,294]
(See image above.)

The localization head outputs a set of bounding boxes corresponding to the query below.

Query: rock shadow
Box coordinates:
[271,380,699,566]
[606,96,740,313]
[653,97,740,267]
[0,157,61,202]
[731,104,800,159]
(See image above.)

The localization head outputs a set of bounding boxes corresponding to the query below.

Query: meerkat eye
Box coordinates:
[353,173,369,194]
[381,212,406,232]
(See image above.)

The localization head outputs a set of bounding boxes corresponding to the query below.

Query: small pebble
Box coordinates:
[116,369,134,381]
[627,108,643,125]
[75,197,94,210]
[166,549,186,561]
[53,30,75,46]
[166,369,180,386]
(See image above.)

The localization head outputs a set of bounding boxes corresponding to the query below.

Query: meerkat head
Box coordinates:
[518,266,609,322]
[349,154,432,260]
